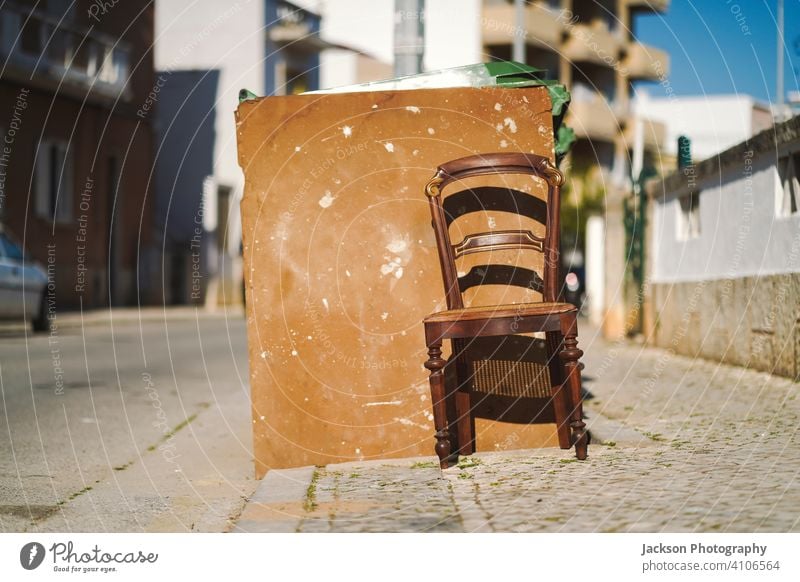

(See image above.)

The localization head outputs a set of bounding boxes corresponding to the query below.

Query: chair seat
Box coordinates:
[424,301,576,324]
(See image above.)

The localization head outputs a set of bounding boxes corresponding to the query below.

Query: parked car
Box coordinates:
[0,229,48,331]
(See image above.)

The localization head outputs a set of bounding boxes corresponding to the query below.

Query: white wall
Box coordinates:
[320,49,359,90]
[318,0,395,64]
[635,94,769,161]
[652,151,800,283]
[317,0,481,79]
[423,0,482,70]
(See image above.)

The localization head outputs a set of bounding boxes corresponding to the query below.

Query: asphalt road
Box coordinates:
[0,309,256,532]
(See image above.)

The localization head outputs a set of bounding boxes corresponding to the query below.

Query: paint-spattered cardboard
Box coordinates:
[236,86,559,476]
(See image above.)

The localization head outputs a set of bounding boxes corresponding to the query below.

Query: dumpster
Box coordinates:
[236,63,573,476]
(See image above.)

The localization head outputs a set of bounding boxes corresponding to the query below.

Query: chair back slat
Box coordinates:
[441,186,547,226]
[452,230,544,258]
[425,152,564,309]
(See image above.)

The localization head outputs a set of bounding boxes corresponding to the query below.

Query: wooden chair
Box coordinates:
[421,152,588,469]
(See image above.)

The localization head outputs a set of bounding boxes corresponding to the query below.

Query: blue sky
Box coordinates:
[634,0,799,103]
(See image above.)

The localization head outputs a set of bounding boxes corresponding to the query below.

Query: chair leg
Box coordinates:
[424,341,452,469]
[454,391,473,455]
[546,331,572,450]
[451,338,474,455]
[559,313,588,460]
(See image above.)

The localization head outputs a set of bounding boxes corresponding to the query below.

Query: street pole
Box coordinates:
[631,93,646,189]
[513,0,525,63]
[394,0,424,77]
[777,0,785,120]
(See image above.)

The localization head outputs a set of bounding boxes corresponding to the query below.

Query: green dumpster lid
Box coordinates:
[306,61,569,118]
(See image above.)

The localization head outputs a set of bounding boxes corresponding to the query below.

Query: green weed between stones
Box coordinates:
[304,467,322,512]
[456,457,481,469]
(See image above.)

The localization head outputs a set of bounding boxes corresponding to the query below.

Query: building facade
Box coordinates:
[482,0,670,337]
[0,0,157,309]
[153,0,391,306]
[483,0,669,179]
[646,116,800,380]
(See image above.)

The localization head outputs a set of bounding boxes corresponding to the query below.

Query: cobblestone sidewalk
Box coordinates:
[234,329,800,533]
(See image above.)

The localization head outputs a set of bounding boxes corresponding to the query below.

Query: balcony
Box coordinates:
[563,22,622,67]
[567,94,622,143]
[624,42,670,81]
[625,0,670,14]
[482,2,564,50]
[0,3,131,102]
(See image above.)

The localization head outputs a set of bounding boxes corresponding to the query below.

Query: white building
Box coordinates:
[646,115,800,379]
[635,93,774,163]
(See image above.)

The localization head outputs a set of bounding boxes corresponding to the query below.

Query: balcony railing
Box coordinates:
[482,2,564,49]
[625,0,670,14]
[624,42,670,82]
[563,22,622,67]
[567,92,623,142]
[0,3,131,101]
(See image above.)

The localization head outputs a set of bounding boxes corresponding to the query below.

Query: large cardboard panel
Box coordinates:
[236,86,558,476]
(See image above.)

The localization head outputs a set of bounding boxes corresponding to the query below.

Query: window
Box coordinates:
[286,67,310,95]
[677,191,700,241]
[45,24,73,68]
[35,140,73,222]
[91,46,129,85]
[97,47,117,83]
[776,151,800,217]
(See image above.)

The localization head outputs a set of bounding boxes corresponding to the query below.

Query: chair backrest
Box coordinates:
[424,152,564,310]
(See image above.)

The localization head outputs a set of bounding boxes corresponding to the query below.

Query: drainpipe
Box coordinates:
[394,0,425,76]
[513,0,525,63]
[777,0,785,120]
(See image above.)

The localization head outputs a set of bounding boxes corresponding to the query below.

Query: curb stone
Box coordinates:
[233,465,316,533]
[584,411,653,447]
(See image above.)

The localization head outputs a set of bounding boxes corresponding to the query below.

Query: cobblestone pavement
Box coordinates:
[236,329,800,533]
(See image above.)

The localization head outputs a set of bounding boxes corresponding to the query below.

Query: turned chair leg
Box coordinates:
[424,341,452,468]
[559,313,588,460]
